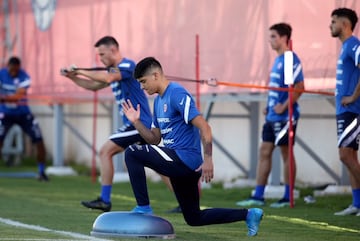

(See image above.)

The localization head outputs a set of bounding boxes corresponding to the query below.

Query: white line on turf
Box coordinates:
[0,217,111,241]
[268,215,360,233]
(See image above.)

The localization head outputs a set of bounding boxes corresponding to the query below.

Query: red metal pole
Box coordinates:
[288,85,294,208]
[195,34,202,195]
[288,40,295,208]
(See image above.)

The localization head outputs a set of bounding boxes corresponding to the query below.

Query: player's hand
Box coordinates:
[60,64,77,77]
[60,67,67,76]
[68,64,77,72]
[122,99,141,124]
[262,107,268,115]
[197,156,214,183]
[273,103,286,114]
[341,96,354,107]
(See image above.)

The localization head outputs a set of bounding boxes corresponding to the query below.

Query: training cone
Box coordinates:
[91,211,175,239]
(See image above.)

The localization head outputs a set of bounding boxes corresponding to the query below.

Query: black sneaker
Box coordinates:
[166,205,182,213]
[81,197,111,212]
[37,172,49,182]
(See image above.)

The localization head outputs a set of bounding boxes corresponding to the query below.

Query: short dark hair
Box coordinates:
[331,8,358,31]
[134,57,162,79]
[94,36,119,48]
[269,23,292,43]
[8,56,21,66]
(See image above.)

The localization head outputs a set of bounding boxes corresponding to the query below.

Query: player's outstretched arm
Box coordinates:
[76,69,121,85]
[60,68,108,91]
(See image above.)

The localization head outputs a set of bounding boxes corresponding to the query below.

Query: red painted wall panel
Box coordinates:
[1,0,359,100]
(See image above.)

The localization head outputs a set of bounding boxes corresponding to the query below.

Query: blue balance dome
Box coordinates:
[91,211,175,239]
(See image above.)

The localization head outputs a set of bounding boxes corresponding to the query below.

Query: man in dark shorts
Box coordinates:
[0,56,48,181]
[62,36,153,212]
[236,23,304,208]
[330,8,360,216]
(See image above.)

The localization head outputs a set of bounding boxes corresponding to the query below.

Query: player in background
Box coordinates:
[0,56,48,181]
[330,8,360,216]
[62,36,154,212]
[236,23,304,208]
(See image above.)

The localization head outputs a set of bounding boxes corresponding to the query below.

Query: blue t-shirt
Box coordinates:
[335,36,360,115]
[153,82,202,170]
[266,52,304,122]
[0,68,31,115]
[110,58,152,128]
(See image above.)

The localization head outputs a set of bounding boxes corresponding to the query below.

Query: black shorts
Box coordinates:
[109,124,146,149]
[336,112,360,150]
[0,113,43,143]
[262,120,298,146]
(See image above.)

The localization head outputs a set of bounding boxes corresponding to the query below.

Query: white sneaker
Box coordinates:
[356,211,360,216]
[334,205,359,216]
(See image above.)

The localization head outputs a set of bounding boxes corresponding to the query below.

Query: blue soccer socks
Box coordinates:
[254,185,265,199]
[352,188,360,208]
[38,163,45,174]
[100,185,112,204]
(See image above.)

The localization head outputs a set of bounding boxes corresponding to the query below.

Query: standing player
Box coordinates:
[122,57,263,236]
[62,36,154,212]
[330,8,360,216]
[236,23,304,208]
[0,56,48,181]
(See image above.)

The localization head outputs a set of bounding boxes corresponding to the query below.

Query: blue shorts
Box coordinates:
[262,120,298,146]
[336,112,360,150]
[109,124,146,149]
[0,113,43,143]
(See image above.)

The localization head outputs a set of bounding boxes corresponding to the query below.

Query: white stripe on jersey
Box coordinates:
[119,62,131,68]
[150,145,173,162]
[293,64,302,81]
[184,95,191,124]
[269,82,280,87]
[355,45,360,66]
[19,78,31,88]
[2,83,16,90]
[270,73,281,79]
[109,129,139,139]
[269,91,279,98]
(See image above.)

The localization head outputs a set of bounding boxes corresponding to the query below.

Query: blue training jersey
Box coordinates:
[0,67,31,115]
[335,36,360,115]
[153,82,202,170]
[110,58,152,128]
[266,52,304,122]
